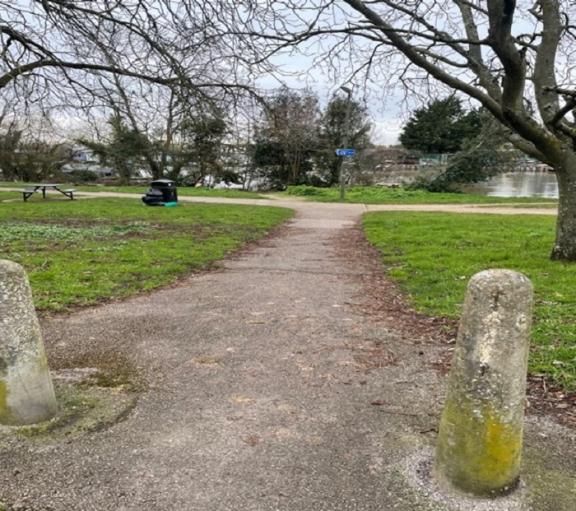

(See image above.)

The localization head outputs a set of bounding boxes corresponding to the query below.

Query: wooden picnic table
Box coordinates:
[22,184,76,201]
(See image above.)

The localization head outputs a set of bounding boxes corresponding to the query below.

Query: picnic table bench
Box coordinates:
[20,184,76,201]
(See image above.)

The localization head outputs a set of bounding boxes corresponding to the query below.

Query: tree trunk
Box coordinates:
[551,153,576,261]
[327,155,339,185]
[290,152,300,184]
[149,159,162,180]
[115,160,131,185]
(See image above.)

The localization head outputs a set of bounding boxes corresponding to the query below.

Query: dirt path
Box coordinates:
[0,199,573,510]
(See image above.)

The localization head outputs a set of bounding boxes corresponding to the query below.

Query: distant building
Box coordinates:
[61,147,114,177]
[418,153,451,166]
[366,146,419,169]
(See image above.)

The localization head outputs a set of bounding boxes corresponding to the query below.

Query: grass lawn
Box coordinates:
[286,185,557,205]
[0,182,266,199]
[0,198,292,312]
[0,192,18,202]
[76,184,266,199]
[363,212,576,390]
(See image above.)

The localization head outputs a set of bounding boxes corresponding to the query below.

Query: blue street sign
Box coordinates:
[335,148,356,157]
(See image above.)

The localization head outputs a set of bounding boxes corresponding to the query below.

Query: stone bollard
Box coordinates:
[0,260,57,425]
[435,269,533,497]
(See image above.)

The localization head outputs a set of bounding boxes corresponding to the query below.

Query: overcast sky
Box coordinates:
[253,46,408,146]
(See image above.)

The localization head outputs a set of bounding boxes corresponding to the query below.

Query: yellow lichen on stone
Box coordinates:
[0,381,10,424]
[435,270,532,498]
[436,397,522,496]
[481,409,522,483]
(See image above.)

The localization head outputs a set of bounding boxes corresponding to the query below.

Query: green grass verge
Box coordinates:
[0,192,18,201]
[286,185,557,205]
[0,182,265,199]
[363,212,576,390]
[76,184,266,199]
[0,198,292,312]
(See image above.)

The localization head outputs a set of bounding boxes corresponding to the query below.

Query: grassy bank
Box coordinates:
[286,185,556,205]
[0,198,291,311]
[363,212,575,390]
[0,182,265,199]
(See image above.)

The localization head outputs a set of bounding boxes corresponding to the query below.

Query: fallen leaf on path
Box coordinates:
[190,356,219,366]
[370,400,387,406]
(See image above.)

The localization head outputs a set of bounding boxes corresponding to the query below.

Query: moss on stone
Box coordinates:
[0,379,136,446]
[36,353,50,372]
[436,396,522,496]
[53,352,145,393]
[0,380,12,424]
[16,391,97,438]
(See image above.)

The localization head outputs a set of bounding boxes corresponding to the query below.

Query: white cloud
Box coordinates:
[371,119,403,146]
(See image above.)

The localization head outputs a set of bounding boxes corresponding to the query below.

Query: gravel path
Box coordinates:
[0,198,573,511]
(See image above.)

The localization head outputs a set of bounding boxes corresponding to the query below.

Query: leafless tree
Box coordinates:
[253,88,320,185]
[231,0,576,261]
[84,77,189,180]
[1,1,268,186]
[0,1,257,113]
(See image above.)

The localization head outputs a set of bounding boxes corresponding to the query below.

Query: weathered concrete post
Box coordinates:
[435,269,533,497]
[0,260,57,425]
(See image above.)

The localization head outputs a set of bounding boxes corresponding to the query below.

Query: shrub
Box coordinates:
[286,185,324,196]
[67,170,99,183]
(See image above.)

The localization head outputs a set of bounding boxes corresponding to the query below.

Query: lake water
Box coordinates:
[463,171,558,198]
[374,169,558,198]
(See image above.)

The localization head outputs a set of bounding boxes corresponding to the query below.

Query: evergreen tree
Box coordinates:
[409,112,518,192]
[400,97,481,154]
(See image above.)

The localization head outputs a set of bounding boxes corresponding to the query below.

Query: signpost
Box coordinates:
[335,148,356,157]
[338,86,354,201]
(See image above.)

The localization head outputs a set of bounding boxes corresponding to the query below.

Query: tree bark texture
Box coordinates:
[551,152,576,260]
